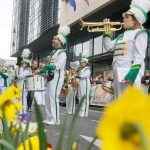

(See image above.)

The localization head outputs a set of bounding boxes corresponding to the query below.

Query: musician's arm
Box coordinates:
[0,72,8,79]
[76,69,91,79]
[39,52,66,73]
[103,37,116,52]
[17,70,30,79]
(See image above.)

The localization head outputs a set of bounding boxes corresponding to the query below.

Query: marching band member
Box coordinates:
[76,50,91,117]
[26,60,38,111]
[103,0,150,98]
[34,26,70,125]
[66,67,78,114]
[15,49,32,113]
[0,66,9,94]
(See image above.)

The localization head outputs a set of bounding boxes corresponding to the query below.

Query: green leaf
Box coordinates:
[22,114,32,140]
[66,95,86,150]
[1,104,13,149]
[34,100,47,150]
[13,126,21,148]
[0,139,16,150]
[55,118,66,150]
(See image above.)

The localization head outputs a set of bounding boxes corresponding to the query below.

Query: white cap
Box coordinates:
[123,0,150,24]
[56,26,70,45]
[81,50,89,63]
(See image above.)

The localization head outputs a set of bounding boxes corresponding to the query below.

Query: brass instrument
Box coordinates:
[63,73,69,97]
[79,18,124,34]
[71,68,78,92]
[11,69,17,87]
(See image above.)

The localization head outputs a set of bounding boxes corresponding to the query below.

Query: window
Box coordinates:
[74,43,82,61]
[83,40,90,56]
[94,35,103,55]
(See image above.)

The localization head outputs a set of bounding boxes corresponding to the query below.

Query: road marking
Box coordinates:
[80,135,102,148]
[91,120,100,123]
[89,109,105,113]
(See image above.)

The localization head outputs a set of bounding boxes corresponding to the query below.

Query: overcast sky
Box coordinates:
[0,0,15,60]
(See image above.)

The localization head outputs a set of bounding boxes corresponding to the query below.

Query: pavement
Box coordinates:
[30,104,104,150]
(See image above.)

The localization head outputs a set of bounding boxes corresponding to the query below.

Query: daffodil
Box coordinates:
[4,101,23,123]
[0,86,21,106]
[96,86,150,150]
[0,86,23,122]
[28,122,38,134]
[17,136,51,150]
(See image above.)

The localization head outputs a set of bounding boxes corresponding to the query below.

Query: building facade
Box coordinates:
[10,0,150,78]
[10,0,60,65]
[60,0,150,78]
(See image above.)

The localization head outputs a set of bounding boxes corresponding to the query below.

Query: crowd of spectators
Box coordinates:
[90,73,113,85]
[90,70,150,94]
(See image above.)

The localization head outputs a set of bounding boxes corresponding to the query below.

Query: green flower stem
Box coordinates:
[87,136,97,150]
[0,139,15,150]
[66,95,86,150]
[55,118,66,150]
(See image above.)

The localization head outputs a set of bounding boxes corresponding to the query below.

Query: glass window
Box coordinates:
[74,43,82,61]
[94,35,103,55]
[83,40,90,56]
[58,0,61,24]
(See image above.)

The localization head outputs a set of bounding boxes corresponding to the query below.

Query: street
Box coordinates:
[30,105,104,150]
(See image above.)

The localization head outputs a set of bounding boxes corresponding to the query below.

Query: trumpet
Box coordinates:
[79,19,124,34]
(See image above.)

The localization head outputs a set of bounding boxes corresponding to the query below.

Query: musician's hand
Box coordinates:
[103,18,110,22]
[122,78,132,84]
[34,70,40,75]
[39,63,45,68]
[14,76,18,80]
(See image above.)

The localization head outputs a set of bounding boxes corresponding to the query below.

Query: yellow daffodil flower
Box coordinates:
[4,101,23,123]
[17,136,51,150]
[0,86,21,106]
[0,86,23,123]
[96,86,150,150]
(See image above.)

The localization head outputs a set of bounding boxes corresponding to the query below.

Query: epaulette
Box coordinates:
[135,28,147,39]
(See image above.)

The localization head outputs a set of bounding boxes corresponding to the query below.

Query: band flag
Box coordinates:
[68,0,76,11]
[85,0,89,6]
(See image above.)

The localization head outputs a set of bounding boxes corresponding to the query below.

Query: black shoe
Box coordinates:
[26,107,29,111]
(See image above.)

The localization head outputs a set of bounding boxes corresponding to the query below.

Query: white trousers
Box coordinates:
[0,87,6,95]
[45,74,64,123]
[66,84,77,114]
[78,79,91,117]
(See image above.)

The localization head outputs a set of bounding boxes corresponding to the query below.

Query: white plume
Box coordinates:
[58,26,70,36]
[70,61,80,68]
[130,0,150,12]
[21,48,31,58]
